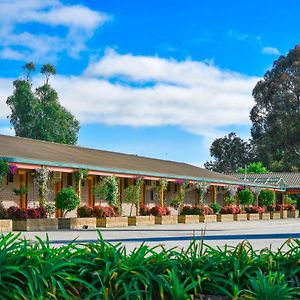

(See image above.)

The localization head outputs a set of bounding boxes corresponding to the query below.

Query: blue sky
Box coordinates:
[0,0,299,166]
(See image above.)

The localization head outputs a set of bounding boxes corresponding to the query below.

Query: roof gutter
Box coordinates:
[1,156,285,191]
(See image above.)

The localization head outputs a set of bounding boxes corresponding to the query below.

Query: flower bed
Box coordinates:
[217,214,233,222]
[287,210,299,218]
[128,216,155,226]
[2,233,300,299]
[178,215,199,224]
[76,205,125,228]
[178,205,215,224]
[13,219,58,231]
[5,206,56,231]
[179,205,214,223]
[245,206,265,221]
[58,217,96,230]
[154,215,177,225]
[0,220,12,232]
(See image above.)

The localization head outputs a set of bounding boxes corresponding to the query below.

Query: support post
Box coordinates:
[55,173,62,217]
[160,188,164,207]
[195,189,200,205]
[18,170,27,209]
[87,176,94,207]
[210,185,216,204]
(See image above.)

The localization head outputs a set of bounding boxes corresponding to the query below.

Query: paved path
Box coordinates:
[15,218,300,251]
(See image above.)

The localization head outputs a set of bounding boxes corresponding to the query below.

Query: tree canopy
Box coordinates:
[6,63,80,145]
[204,132,253,173]
[237,162,269,174]
[250,45,300,171]
[206,45,300,173]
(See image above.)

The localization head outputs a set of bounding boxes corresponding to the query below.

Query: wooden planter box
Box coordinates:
[13,218,58,231]
[217,214,234,222]
[270,212,281,219]
[96,217,128,228]
[287,210,299,218]
[0,219,12,232]
[155,215,178,225]
[128,216,155,226]
[178,215,200,224]
[233,214,248,221]
[199,215,217,223]
[280,211,288,219]
[247,213,260,221]
[58,217,96,230]
[259,212,270,220]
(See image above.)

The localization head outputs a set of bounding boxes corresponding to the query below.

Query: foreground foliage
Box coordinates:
[0,233,300,299]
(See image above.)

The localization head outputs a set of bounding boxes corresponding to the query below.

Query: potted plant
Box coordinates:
[238,189,254,208]
[286,204,299,218]
[94,176,127,227]
[259,190,275,220]
[245,206,265,220]
[151,206,176,224]
[232,206,247,221]
[55,187,95,229]
[178,205,200,224]
[94,205,128,228]
[199,206,216,222]
[275,204,288,219]
[9,206,57,231]
[128,204,155,226]
[0,201,12,232]
[123,178,152,226]
[217,205,234,222]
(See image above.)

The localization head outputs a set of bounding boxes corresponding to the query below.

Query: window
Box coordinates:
[174,183,178,193]
[151,190,154,201]
[67,173,73,187]
[7,173,13,184]
[167,182,170,192]
[124,178,129,189]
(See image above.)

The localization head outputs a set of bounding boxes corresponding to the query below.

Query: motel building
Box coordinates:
[0,134,284,217]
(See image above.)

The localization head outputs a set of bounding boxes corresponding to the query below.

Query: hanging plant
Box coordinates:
[13,184,28,196]
[179,180,190,202]
[225,185,237,197]
[103,176,119,206]
[9,165,18,175]
[34,168,51,207]
[250,186,262,196]
[124,177,144,216]
[74,169,89,198]
[74,169,89,185]
[156,178,168,196]
[194,181,210,203]
[0,159,9,180]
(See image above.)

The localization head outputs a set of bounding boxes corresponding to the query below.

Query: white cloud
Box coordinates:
[63,51,258,135]
[0,0,109,60]
[0,52,259,150]
[0,127,14,136]
[262,47,280,55]
[0,78,13,119]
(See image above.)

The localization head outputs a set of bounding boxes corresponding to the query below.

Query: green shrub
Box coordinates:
[0,233,299,299]
[259,190,275,206]
[55,187,80,217]
[224,196,236,205]
[238,189,254,206]
[209,202,221,214]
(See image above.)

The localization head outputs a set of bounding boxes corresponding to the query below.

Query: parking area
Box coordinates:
[15,218,300,251]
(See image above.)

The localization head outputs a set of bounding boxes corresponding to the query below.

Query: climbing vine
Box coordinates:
[103,176,119,206]
[156,178,168,206]
[194,181,210,204]
[74,169,89,198]
[34,168,51,207]
[124,177,144,216]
